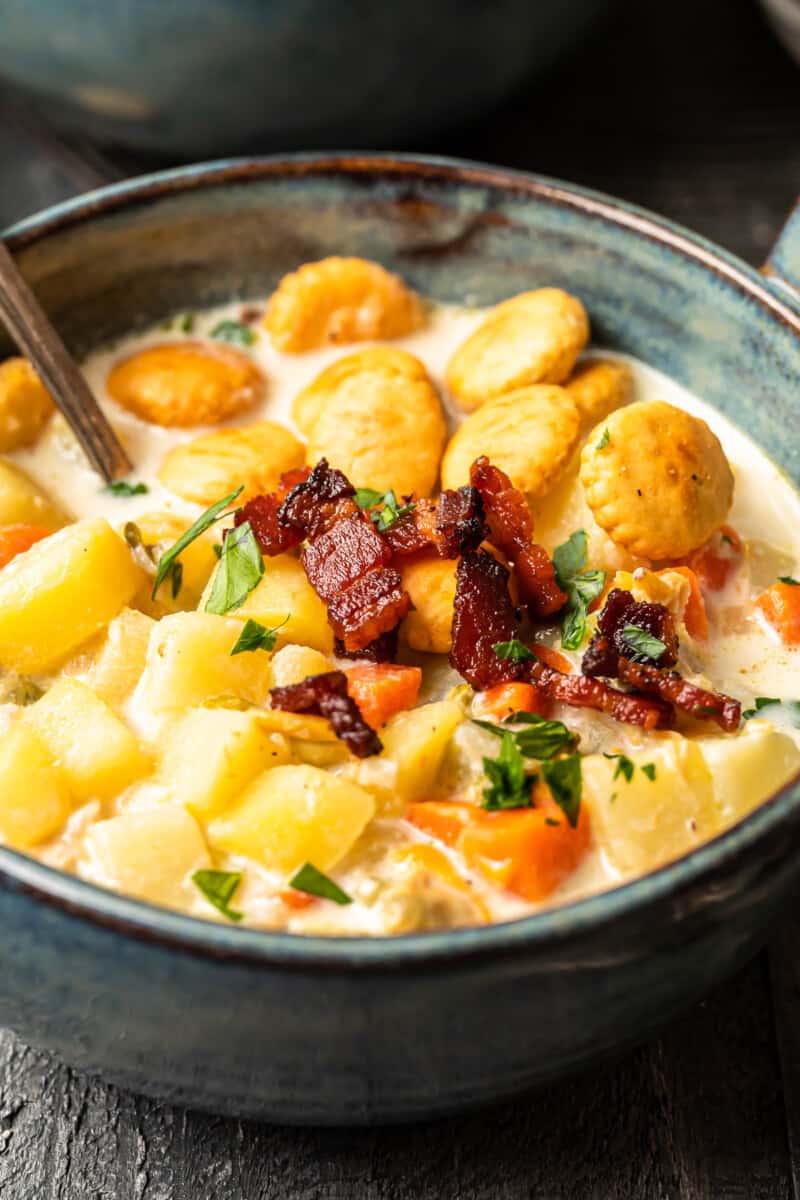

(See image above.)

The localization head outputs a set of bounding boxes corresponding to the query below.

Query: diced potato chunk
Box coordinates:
[159,708,290,819]
[137,611,273,713]
[208,764,375,873]
[88,608,156,708]
[26,678,148,801]
[83,807,211,909]
[0,517,143,672]
[133,511,219,612]
[377,700,464,813]
[695,722,800,831]
[269,643,332,688]
[217,552,333,654]
[0,458,66,531]
[583,737,717,876]
[0,724,72,848]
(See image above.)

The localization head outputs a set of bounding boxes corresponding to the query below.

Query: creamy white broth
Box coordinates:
[6,297,800,935]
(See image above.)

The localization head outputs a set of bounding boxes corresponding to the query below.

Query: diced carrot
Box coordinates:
[684,525,742,593]
[755,581,800,647]
[344,663,422,729]
[533,644,574,674]
[279,889,317,911]
[658,565,709,640]
[472,681,550,722]
[406,801,475,847]
[0,524,51,569]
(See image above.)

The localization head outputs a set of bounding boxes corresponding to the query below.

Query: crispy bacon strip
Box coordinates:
[279,458,357,541]
[528,662,673,730]
[583,588,679,677]
[617,658,741,733]
[435,486,486,558]
[381,499,439,557]
[334,629,398,662]
[470,456,567,618]
[235,466,310,556]
[449,550,521,691]
[302,513,391,601]
[270,670,382,757]
[327,567,410,652]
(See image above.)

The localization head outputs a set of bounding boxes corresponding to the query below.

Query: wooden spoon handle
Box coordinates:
[0,239,132,483]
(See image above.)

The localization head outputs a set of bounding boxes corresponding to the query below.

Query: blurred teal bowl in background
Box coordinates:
[0,0,610,156]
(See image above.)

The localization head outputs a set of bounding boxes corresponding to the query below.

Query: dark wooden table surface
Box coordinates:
[2,0,800,1195]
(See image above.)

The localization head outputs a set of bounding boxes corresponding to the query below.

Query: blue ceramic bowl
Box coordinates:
[0,0,608,156]
[2,155,800,1125]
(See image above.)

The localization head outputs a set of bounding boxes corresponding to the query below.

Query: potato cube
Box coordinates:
[133,510,220,613]
[269,643,332,688]
[0,517,143,672]
[376,700,464,813]
[83,806,211,910]
[208,763,375,873]
[0,724,72,848]
[0,458,66,531]
[583,737,717,876]
[88,608,156,708]
[26,678,148,801]
[695,722,800,831]
[159,708,290,819]
[137,611,273,712]
[209,552,333,654]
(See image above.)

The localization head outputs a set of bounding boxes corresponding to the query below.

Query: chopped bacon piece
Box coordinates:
[529,662,673,730]
[449,550,521,691]
[302,513,392,601]
[235,466,310,556]
[469,456,567,618]
[582,588,678,677]
[381,499,438,557]
[617,658,741,733]
[270,670,382,757]
[435,486,486,558]
[334,629,398,662]
[327,567,411,652]
[279,458,356,540]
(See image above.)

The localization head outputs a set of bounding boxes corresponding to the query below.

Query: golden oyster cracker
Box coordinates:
[292,346,429,437]
[579,400,734,559]
[440,385,580,498]
[158,421,305,506]
[400,556,457,654]
[565,358,634,427]
[263,257,425,352]
[0,358,54,451]
[445,288,589,411]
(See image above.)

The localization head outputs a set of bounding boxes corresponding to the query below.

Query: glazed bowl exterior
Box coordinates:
[1,155,800,1124]
[0,0,608,156]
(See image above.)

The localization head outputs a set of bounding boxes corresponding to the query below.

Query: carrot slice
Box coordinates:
[533,644,574,674]
[0,524,51,569]
[658,565,709,640]
[755,581,800,647]
[279,889,317,911]
[684,525,742,592]
[472,681,550,722]
[344,663,422,729]
[406,801,475,847]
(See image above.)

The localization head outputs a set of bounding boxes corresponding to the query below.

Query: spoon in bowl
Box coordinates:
[0,239,132,483]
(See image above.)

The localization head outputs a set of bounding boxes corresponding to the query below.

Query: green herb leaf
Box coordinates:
[105,480,149,498]
[544,816,561,827]
[721,533,734,546]
[192,869,243,921]
[169,559,183,600]
[604,752,635,783]
[742,696,800,727]
[641,762,657,781]
[213,542,223,559]
[694,705,719,717]
[152,487,243,599]
[621,624,667,661]
[779,576,800,586]
[178,312,195,333]
[597,427,610,450]
[481,729,535,810]
[541,753,582,828]
[210,319,256,347]
[365,489,416,532]
[354,487,385,509]
[230,616,288,656]
[205,521,264,615]
[473,712,576,761]
[289,862,352,906]
[553,531,606,651]
[493,639,535,664]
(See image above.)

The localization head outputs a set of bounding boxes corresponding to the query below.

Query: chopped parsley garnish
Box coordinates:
[779,576,800,586]
[474,711,576,760]
[553,530,606,651]
[289,862,352,906]
[105,480,149,497]
[721,533,735,546]
[541,753,582,828]
[152,486,243,600]
[192,869,243,921]
[481,729,534,810]
[604,751,635,782]
[210,319,256,347]
[178,312,195,333]
[354,487,385,509]
[359,488,416,532]
[493,639,535,664]
[597,428,610,450]
[694,704,719,717]
[205,520,264,615]
[230,616,288,656]
[544,817,561,827]
[641,762,657,781]
[621,624,667,661]
[743,697,800,726]
[169,559,183,600]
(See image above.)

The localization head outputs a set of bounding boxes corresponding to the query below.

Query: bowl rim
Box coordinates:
[3,149,800,973]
